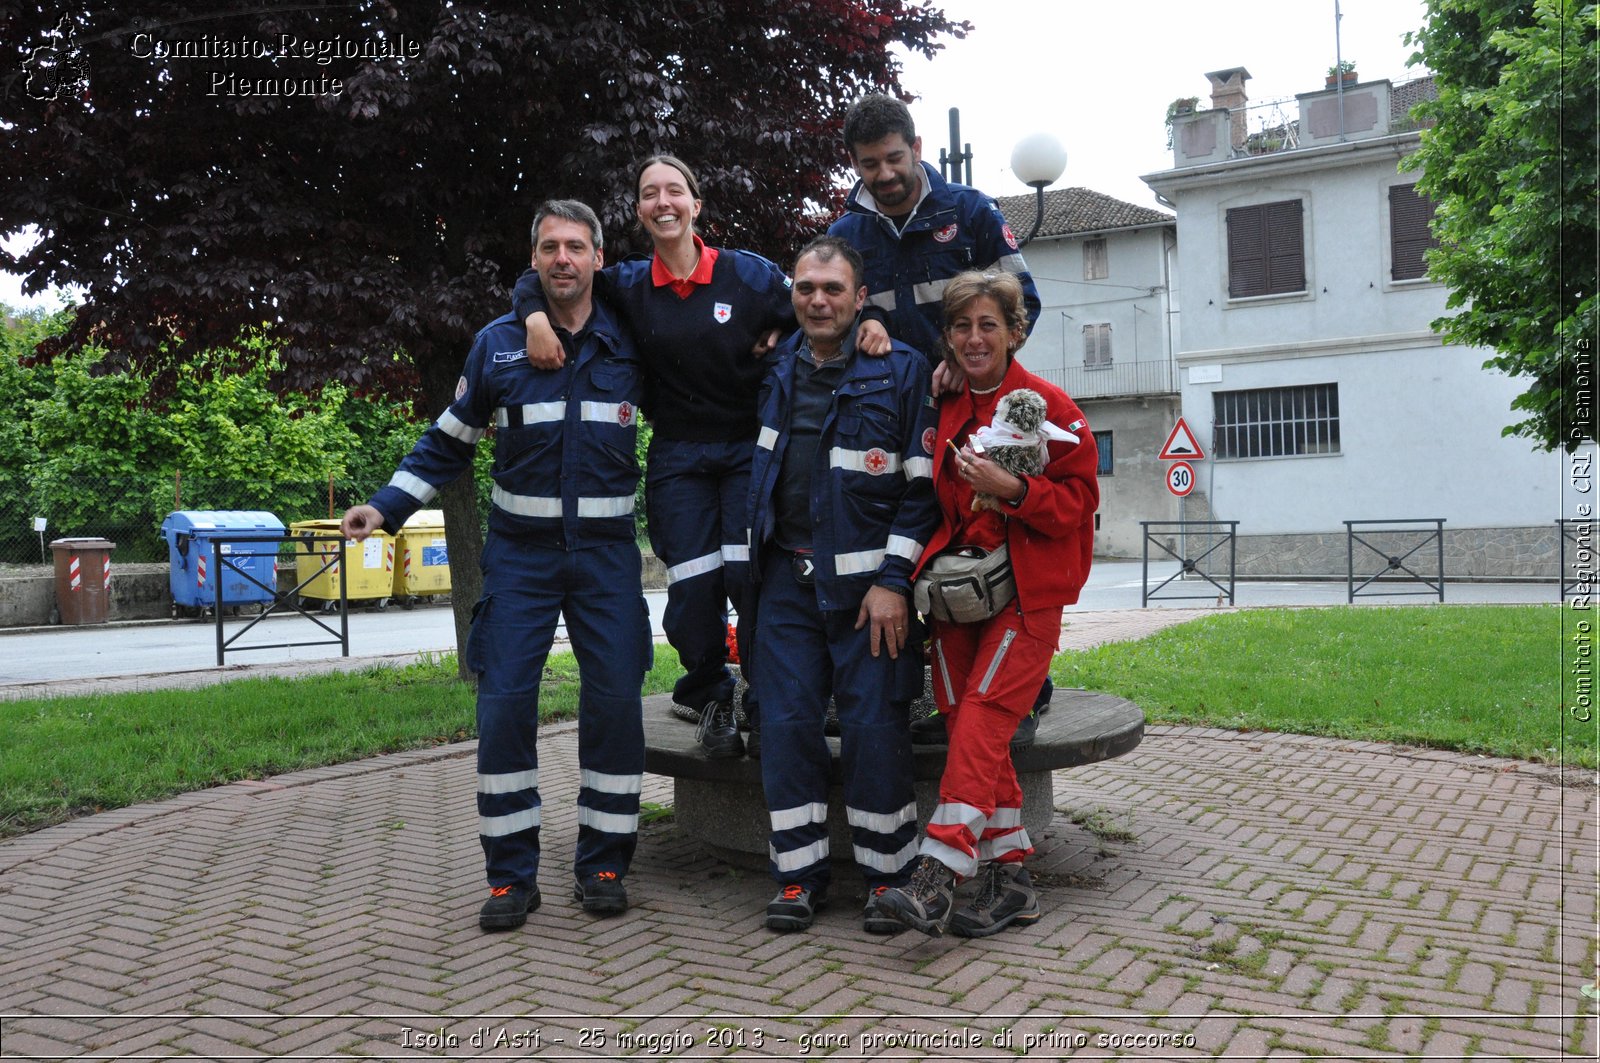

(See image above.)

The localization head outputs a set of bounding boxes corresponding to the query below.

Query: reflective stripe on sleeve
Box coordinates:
[388,471,438,505]
[667,551,723,586]
[903,456,933,480]
[834,547,886,576]
[437,409,485,444]
[885,535,923,565]
[866,290,897,313]
[757,426,780,451]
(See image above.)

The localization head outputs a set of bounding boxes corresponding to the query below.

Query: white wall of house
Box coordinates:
[1148,109,1563,545]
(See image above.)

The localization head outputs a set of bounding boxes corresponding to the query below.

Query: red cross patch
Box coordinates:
[863,448,890,475]
[1002,223,1019,250]
[618,401,635,426]
[714,302,732,323]
[933,223,958,243]
[922,427,936,455]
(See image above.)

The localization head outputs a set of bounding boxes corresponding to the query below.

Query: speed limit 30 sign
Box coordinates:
[1166,460,1196,497]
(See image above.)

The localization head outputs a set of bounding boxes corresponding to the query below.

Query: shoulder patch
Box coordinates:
[1001,223,1019,251]
[491,349,526,364]
[454,376,468,400]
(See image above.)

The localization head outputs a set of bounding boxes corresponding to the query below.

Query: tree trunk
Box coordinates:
[416,347,485,682]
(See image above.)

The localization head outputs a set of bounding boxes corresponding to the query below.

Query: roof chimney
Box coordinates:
[1205,67,1251,152]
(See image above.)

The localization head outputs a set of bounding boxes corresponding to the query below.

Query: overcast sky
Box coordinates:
[900,0,1430,207]
[2,0,1431,312]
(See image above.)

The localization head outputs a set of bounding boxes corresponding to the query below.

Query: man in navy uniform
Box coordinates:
[746,235,939,934]
[342,200,651,932]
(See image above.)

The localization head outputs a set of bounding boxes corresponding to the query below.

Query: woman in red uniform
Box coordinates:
[877,270,1099,938]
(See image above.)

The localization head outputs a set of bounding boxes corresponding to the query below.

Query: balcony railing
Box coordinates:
[1030,360,1178,400]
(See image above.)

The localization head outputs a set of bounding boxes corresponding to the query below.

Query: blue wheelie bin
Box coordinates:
[162,510,285,617]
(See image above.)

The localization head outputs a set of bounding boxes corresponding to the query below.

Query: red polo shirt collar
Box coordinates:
[652,234,719,298]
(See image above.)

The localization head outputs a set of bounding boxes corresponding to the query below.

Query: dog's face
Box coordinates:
[1001,389,1048,433]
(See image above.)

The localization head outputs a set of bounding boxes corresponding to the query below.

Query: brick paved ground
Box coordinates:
[1,610,1594,1060]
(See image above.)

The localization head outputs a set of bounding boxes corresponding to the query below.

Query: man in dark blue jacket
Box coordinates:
[829,93,1056,745]
[747,236,939,935]
[343,200,651,933]
[827,93,1042,367]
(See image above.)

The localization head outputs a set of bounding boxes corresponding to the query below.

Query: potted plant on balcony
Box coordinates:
[1165,96,1201,148]
[1325,60,1357,87]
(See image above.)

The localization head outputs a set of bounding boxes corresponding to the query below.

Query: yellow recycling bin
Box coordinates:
[392,509,451,603]
[290,519,394,605]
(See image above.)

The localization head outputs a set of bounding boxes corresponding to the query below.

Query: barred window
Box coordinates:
[1213,383,1340,459]
[1083,323,1112,368]
[1093,430,1113,477]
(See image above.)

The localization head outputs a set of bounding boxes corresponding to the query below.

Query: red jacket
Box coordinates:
[917,358,1100,610]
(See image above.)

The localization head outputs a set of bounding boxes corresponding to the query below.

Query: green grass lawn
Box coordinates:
[1054,604,1583,767]
[0,604,1582,839]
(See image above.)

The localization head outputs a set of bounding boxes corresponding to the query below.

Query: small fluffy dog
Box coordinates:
[970,388,1078,512]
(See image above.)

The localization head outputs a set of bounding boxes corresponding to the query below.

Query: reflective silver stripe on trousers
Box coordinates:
[866,290,897,313]
[919,836,978,878]
[846,800,918,836]
[933,638,956,704]
[913,277,950,307]
[479,807,540,837]
[978,629,1018,695]
[929,801,987,831]
[388,471,438,505]
[885,534,923,565]
[436,409,485,444]
[830,446,901,475]
[769,801,829,832]
[580,769,642,795]
[834,547,885,576]
[478,769,538,795]
[720,543,750,562]
[667,550,722,586]
[853,837,918,874]
[770,837,830,872]
[978,829,1032,862]
[903,456,933,480]
[577,807,639,835]
[757,426,780,450]
[986,806,1023,829]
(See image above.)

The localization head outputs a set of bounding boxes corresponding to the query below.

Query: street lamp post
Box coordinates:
[1010,132,1068,249]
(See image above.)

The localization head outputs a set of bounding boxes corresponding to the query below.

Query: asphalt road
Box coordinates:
[0,561,1557,690]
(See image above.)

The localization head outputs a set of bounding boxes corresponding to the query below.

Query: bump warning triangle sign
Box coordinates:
[1159,418,1205,460]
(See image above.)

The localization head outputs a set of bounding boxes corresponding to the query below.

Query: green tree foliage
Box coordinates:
[1,312,433,561]
[1407,0,1598,451]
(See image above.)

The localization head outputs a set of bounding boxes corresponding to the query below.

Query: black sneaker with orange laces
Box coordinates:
[573,870,628,915]
[479,882,540,931]
[862,885,905,936]
[766,883,827,932]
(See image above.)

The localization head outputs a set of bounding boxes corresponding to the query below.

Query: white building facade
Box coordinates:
[997,187,1180,558]
[1142,68,1564,579]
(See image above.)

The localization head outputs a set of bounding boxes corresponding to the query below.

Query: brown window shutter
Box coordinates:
[1265,200,1305,292]
[1227,206,1267,297]
[1390,183,1437,280]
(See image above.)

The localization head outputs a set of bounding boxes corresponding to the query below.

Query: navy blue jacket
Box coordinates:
[747,333,940,611]
[828,161,1042,362]
[368,303,643,550]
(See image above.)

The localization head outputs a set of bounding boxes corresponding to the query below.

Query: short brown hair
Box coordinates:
[941,271,1028,367]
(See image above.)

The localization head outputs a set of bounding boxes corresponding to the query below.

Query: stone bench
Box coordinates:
[642,689,1145,868]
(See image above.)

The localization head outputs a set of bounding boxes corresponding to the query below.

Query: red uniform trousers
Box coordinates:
[923,604,1062,879]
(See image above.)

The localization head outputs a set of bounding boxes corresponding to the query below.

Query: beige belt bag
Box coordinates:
[913,545,1017,623]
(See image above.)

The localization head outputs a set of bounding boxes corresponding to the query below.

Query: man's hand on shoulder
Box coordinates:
[751,328,782,357]
[930,360,964,397]
[341,505,384,541]
[856,318,892,356]
[525,311,565,369]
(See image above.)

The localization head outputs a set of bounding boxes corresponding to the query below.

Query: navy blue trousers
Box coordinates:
[646,436,758,711]
[754,547,919,892]
[466,533,651,889]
